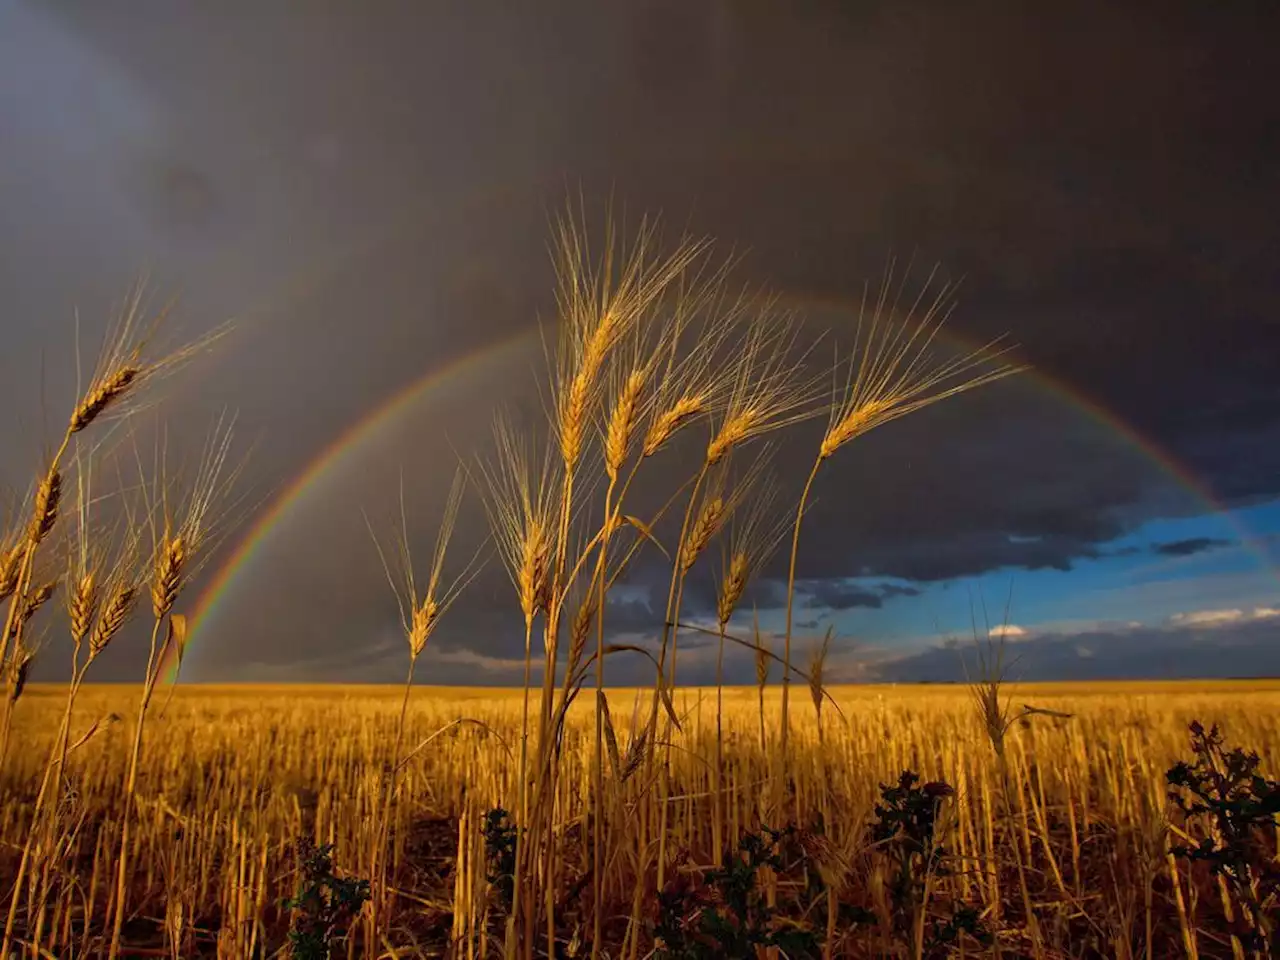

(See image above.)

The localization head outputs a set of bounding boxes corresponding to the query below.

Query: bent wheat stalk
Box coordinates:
[779,262,1022,782]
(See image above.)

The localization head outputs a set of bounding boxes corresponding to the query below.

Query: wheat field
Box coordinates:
[2,681,1277,957]
[2,211,1277,958]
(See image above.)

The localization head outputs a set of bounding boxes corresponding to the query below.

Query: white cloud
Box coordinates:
[1169,608,1247,627]
[989,624,1027,638]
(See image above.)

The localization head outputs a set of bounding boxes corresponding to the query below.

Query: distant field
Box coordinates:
[4,678,1278,955]
[25,676,1280,699]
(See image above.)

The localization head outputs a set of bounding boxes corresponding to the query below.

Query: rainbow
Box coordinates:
[173,294,1273,681]
[167,328,538,680]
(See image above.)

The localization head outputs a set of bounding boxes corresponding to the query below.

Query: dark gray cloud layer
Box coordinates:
[1152,538,1233,558]
[1,2,1277,682]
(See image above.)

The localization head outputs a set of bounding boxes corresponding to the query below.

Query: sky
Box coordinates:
[1,1,1278,685]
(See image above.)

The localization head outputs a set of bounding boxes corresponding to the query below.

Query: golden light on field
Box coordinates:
[5,680,1278,956]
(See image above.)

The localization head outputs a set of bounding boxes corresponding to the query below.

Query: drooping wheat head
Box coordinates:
[705,303,825,466]
[7,650,32,705]
[28,470,62,547]
[620,726,649,784]
[142,412,246,623]
[480,416,558,630]
[679,452,770,577]
[19,579,59,629]
[716,478,788,630]
[70,281,233,437]
[808,626,833,725]
[819,261,1024,461]
[0,539,21,603]
[640,261,749,459]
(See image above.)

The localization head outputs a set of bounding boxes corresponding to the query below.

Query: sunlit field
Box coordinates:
[3,212,1278,958]
[3,681,1278,957]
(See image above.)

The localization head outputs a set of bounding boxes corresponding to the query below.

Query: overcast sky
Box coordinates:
[3,1,1277,685]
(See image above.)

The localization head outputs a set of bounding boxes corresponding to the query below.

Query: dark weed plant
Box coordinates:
[284,838,371,960]
[653,825,822,960]
[1166,721,1280,955]
[484,807,521,916]
[652,772,993,960]
[868,772,990,958]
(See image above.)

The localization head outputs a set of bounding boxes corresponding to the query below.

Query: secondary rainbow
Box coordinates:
[172,295,1275,680]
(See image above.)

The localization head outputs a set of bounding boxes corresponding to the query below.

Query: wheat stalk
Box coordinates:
[639,265,747,459]
[549,208,706,474]
[110,414,245,960]
[753,611,771,752]
[819,261,1024,461]
[778,261,1024,810]
[678,452,770,577]
[808,626,833,726]
[715,479,788,630]
[705,304,825,466]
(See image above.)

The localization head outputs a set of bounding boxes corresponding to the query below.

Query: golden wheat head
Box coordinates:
[478,415,558,627]
[28,470,62,546]
[716,478,787,629]
[0,541,21,602]
[90,584,137,660]
[819,262,1025,461]
[706,305,825,466]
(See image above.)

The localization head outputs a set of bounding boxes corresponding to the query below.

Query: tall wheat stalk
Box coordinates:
[753,612,771,755]
[109,415,243,960]
[0,289,224,763]
[779,262,1022,782]
[365,467,477,946]
[1,471,143,956]
[506,206,708,960]
[711,470,785,865]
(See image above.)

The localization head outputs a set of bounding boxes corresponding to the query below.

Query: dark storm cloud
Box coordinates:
[3,2,1278,682]
[798,580,921,611]
[1152,537,1234,558]
[875,615,1280,683]
[604,596,663,636]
